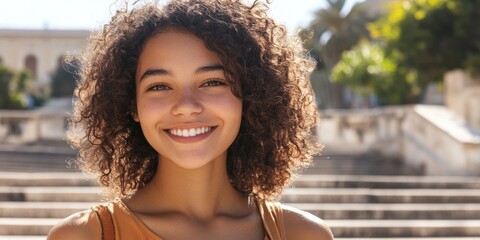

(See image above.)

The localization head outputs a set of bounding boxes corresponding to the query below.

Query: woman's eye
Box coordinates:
[201,79,227,87]
[148,84,171,91]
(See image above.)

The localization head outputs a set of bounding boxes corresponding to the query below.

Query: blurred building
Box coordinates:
[0,29,89,83]
[363,0,390,17]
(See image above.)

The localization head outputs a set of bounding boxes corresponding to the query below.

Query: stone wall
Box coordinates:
[318,104,480,176]
[402,105,480,175]
[445,70,480,130]
[317,106,407,157]
[0,111,68,144]
[0,29,89,83]
[0,98,71,144]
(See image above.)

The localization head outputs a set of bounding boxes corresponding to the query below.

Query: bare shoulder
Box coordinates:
[281,204,334,240]
[47,209,101,240]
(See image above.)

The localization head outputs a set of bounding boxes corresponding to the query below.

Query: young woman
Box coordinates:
[47,0,334,239]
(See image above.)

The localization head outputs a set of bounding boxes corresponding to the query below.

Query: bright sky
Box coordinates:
[0,0,363,32]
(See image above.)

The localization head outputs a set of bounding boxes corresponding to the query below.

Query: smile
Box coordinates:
[168,127,213,137]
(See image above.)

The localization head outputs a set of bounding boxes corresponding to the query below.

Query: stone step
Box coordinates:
[328,219,480,238]
[0,186,101,202]
[292,175,480,189]
[281,188,480,203]
[0,218,59,235]
[0,236,47,240]
[0,151,77,172]
[303,164,417,175]
[287,203,480,219]
[305,155,422,175]
[0,172,96,187]
[0,202,98,218]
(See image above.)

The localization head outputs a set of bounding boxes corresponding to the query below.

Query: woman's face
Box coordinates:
[134,30,242,170]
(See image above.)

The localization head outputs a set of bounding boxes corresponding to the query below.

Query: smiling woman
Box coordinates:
[46,0,333,240]
[133,31,243,170]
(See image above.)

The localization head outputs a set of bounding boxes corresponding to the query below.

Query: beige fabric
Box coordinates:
[255,198,287,240]
[87,198,286,240]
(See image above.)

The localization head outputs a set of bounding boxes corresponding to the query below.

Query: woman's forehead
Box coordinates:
[136,30,223,80]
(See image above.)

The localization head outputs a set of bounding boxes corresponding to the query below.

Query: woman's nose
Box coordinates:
[171,89,203,116]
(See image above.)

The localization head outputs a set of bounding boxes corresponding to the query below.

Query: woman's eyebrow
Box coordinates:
[195,64,224,74]
[139,68,170,81]
[139,64,224,82]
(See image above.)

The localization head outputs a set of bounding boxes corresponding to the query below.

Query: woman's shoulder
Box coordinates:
[281,204,334,240]
[47,208,102,240]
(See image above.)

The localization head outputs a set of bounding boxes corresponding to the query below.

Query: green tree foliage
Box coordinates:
[370,0,480,84]
[332,0,480,105]
[332,41,420,105]
[50,60,79,97]
[300,0,378,108]
[0,65,32,109]
[467,54,480,78]
[0,66,14,108]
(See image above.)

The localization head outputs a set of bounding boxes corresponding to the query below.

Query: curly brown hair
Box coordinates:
[68,0,320,200]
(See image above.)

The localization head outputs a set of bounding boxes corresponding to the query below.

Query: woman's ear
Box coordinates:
[131,104,139,122]
[132,111,139,122]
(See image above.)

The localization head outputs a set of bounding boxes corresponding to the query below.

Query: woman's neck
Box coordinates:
[129,154,251,221]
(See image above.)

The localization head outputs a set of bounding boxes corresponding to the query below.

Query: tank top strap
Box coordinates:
[256,198,287,240]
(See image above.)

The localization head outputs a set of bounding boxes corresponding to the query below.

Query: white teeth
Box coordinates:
[169,127,212,137]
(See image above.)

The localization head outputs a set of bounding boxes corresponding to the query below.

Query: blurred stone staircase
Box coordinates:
[0,150,479,239]
[0,171,99,239]
[282,155,480,239]
[284,174,480,239]
[304,154,424,176]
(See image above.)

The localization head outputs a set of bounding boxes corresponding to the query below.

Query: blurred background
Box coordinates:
[0,0,479,239]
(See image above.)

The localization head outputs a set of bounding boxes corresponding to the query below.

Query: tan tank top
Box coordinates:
[88,198,286,240]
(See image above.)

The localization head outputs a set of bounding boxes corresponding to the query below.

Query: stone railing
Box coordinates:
[317,106,408,158]
[403,105,480,176]
[317,104,480,176]
[445,70,480,131]
[0,110,68,144]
